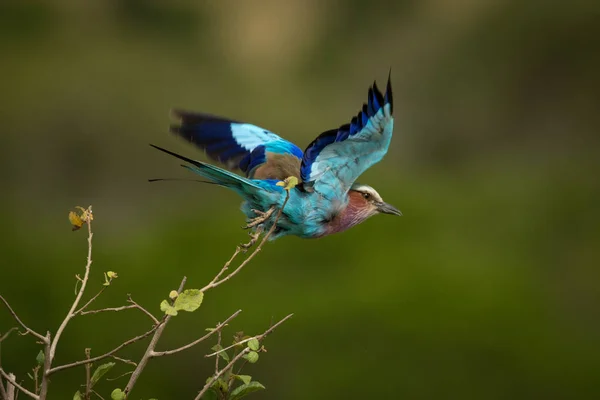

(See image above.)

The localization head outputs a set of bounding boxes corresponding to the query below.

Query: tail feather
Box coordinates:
[150,144,264,192]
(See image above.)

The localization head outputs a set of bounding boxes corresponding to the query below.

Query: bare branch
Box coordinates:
[0,368,7,400]
[151,309,241,358]
[78,295,159,326]
[214,330,222,376]
[203,246,243,290]
[40,208,93,398]
[74,287,107,316]
[47,323,161,376]
[205,335,253,358]
[84,349,91,400]
[195,348,250,400]
[0,370,38,400]
[201,190,291,293]
[195,313,293,400]
[46,209,94,365]
[0,328,18,344]
[126,296,160,325]
[122,277,187,396]
[0,297,47,344]
[110,355,137,367]
[79,305,137,317]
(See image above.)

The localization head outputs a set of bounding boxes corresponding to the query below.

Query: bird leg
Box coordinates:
[242,207,275,230]
[241,225,264,250]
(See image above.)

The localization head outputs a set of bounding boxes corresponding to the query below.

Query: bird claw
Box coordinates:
[242,207,275,230]
[241,226,263,250]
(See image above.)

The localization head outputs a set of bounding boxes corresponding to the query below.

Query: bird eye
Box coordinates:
[362,192,371,200]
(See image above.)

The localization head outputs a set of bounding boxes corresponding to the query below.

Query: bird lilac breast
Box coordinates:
[151,73,401,240]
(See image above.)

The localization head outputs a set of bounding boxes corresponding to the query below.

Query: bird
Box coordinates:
[151,73,401,241]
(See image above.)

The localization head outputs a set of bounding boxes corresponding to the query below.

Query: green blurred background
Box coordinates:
[1,0,599,399]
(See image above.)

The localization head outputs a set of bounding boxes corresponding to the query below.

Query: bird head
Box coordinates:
[349,183,402,218]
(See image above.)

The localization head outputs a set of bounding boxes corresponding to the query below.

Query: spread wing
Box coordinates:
[170,110,303,180]
[300,75,394,198]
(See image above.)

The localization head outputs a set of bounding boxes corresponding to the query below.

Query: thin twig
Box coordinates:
[47,324,161,375]
[0,370,38,400]
[75,287,107,316]
[205,247,243,289]
[0,328,18,344]
[195,313,293,400]
[110,355,137,367]
[91,389,105,400]
[105,371,133,382]
[195,348,250,400]
[84,349,91,400]
[122,277,187,396]
[32,366,40,395]
[40,208,94,398]
[151,310,241,358]
[0,367,7,400]
[214,330,222,376]
[79,305,137,317]
[126,295,160,325]
[205,335,255,358]
[201,190,291,293]
[0,297,47,344]
[78,296,159,326]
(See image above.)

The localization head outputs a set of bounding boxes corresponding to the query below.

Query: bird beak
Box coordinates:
[376,201,403,216]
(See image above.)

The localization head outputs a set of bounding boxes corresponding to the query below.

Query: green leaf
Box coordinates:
[160,300,177,316]
[243,351,259,364]
[111,388,126,400]
[210,344,230,362]
[200,388,218,400]
[212,377,228,393]
[235,375,252,385]
[36,350,45,365]
[247,338,259,351]
[73,391,83,400]
[173,289,203,312]
[229,381,265,400]
[91,362,115,386]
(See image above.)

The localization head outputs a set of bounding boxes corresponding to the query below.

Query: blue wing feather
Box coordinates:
[170,110,303,177]
[300,74,395,193]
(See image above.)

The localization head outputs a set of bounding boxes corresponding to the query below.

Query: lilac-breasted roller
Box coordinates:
[151,74,401,240]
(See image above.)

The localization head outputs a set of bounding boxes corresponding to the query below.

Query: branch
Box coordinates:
[195,348,250,400]
[122,277,187,396]
[47,209,94,364]
[151,309,241,358]
[74,287,107,316]
[78,295,159,325]
[195,313,293,400]
[40,208,93,398]
[0,296,48,344]
[47,323,160,375]
[0,328,18,344]
[126,295,160,325]
[78,305,137,317]
[0,369,38,400]
[84,349,91,400]
[201,190,291,293]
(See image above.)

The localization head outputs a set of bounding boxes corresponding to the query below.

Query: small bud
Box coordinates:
[106,271,118,279]
[169,290,179,300]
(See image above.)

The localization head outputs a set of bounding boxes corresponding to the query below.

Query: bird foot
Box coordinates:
[242,207,275,230]
[241,226,264,250]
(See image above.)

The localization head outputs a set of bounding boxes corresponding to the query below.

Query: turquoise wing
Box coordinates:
[170,110,303,179]
[300,75,394,198]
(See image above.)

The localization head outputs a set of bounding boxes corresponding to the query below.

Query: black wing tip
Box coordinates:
[386,68,393,115]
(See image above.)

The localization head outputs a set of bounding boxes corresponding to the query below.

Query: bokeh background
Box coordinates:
[1,1,599,399]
